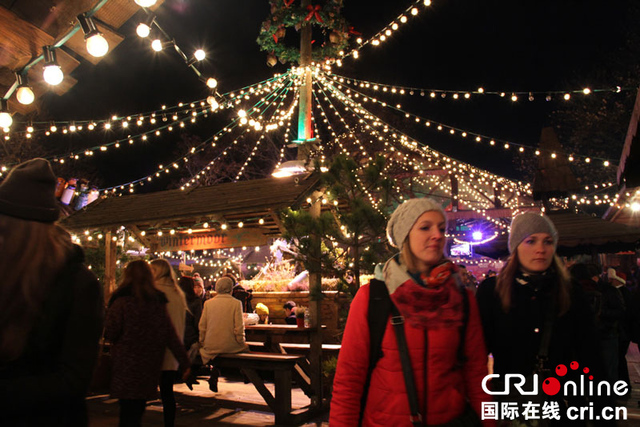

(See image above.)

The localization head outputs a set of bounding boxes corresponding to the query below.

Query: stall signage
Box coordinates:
[150,228,269,251]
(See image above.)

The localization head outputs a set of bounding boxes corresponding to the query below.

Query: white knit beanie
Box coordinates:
[386,198,447,248]
[508,212,558,253]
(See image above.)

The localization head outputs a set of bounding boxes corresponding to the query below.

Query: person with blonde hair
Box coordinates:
[331,198,488,426]
[255,302,270,324]
[0,158,103,426]
[150,258,188,427]
[105,260,190,427]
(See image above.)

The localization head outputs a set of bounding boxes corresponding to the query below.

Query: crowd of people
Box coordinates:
[2,157,640,427]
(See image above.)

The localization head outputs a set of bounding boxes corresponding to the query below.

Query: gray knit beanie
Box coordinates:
[215,277,234,294]
[386,198,447,248]
[508,212,558,253]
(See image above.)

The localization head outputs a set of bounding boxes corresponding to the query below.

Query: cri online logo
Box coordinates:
[482,361,628,397]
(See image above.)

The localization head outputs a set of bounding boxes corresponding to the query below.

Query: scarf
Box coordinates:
[514,269,556,295]
[383,257,464,330]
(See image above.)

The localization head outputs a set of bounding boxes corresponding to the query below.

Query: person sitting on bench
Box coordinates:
[199,277,248,391]
[283,301,297,325]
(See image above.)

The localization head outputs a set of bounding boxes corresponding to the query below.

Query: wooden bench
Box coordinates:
[279,343,341,356]
[214,352,307,425]
[245,341,267,351]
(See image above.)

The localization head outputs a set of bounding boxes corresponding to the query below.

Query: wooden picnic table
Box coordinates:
[244,324,326,398]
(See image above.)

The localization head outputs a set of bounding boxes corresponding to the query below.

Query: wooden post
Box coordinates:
[450,175,459,212]
[104,229,117,303]
[296,0,323,409]
[297,0,313,144]
[308,191,323,407]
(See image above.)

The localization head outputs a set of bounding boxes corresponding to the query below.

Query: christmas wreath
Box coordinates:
[257,0,351,66]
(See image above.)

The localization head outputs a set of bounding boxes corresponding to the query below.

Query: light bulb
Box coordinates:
[136,23,151,37]
[206,77,217,88]
[194,49,206,61]
[134,0,157,7]
[0,112,12,129]
[86,33,109,57]
[151,39,162,51]
[16,86,35,105]
[43,65,64,85]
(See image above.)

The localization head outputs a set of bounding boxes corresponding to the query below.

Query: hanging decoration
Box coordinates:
[256,0,350,65]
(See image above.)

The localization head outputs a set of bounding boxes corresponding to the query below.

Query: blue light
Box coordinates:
[472,231,483,241]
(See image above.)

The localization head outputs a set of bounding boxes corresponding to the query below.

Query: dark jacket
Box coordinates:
[105,291,189,400]
[284,313,297,325]
[598,282,625,339]
[185,298,203,348]
[0,245,103,426]
[476,274,601,378]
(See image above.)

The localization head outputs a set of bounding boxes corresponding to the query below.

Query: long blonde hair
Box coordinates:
[496,252,571,315]
[0,215,74,362]
[150,258,187,307]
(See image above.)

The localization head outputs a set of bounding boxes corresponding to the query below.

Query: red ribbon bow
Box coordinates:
[283,0,294,6]
[305,5,323,23]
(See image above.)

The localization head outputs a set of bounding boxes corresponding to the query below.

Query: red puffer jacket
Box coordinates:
[330,279,491,426]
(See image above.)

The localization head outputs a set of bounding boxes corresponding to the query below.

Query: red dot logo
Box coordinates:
[570,361,579,370]
[542,377,561,396]
[556,364,567,376]
[583,367,589,374]
[589,375,594,380]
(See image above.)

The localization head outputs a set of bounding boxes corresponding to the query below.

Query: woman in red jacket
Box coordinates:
[331,198,490,426]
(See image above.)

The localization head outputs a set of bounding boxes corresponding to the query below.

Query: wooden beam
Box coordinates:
[0,6,55,70]
[268,208,286,234]
[128,225,152,248]
[63,18,125,65]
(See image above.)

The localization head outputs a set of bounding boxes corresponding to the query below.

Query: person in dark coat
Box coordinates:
[178,276,203,351]
[476,213,606,422]
[105,260,190,427]
[283,300,298,325]
[0,158,104,427]
[177,276,203,389]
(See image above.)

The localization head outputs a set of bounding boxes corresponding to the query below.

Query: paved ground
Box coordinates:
[87,346,640,426]
[87,370,329,426]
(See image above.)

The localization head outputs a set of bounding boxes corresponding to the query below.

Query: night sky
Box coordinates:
[36,0,637,189]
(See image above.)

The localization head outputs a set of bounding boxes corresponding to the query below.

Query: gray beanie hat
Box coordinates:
[508,212,558,253]
[215,277,234,294]
[386,198,447,248]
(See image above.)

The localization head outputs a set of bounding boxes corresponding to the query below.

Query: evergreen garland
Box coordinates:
[257,0,351,65]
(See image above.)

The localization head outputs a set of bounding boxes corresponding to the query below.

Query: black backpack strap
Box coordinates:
[390,303,424,427]
[359,279,392,426]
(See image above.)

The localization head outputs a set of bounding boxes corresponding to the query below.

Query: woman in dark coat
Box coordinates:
[476,213,604,423]
[105,260,190,427]
[178,276,203,351]
[0,159,103,427]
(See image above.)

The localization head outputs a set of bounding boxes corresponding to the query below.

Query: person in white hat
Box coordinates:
[198,276,248,391]
[331,198,489,426]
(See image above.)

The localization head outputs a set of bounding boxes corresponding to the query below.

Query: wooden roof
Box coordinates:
[605,88,640,227]
[475,210,640,257]
[60,174,320,234]
[0,0,163,115]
